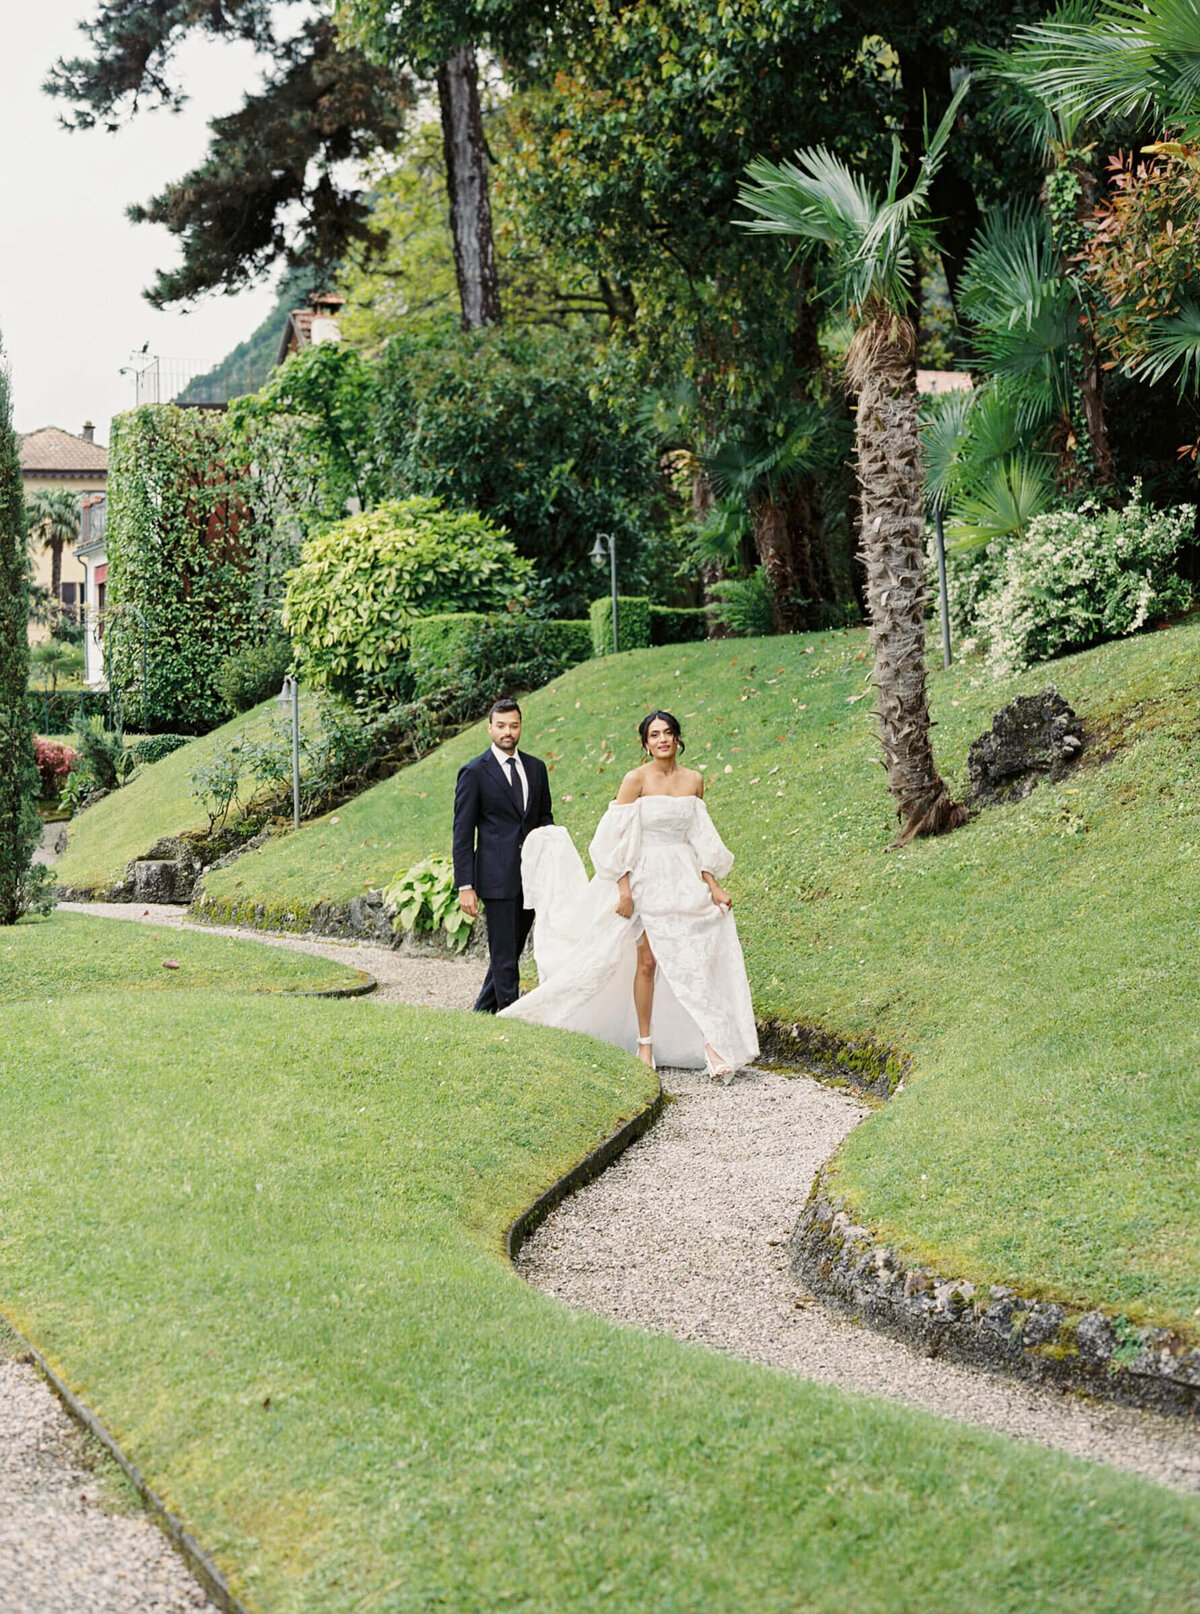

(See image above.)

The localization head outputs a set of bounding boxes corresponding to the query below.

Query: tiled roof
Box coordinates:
[19,426,108,476]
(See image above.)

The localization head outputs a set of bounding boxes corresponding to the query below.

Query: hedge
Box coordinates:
[650,605,709,646]
[539,619,592,668]
[589,595,652,656]
[409,613,593,702]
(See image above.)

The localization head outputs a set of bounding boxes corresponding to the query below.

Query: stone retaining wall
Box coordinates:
[189,888,483,957]
[792,1171,1200,1417]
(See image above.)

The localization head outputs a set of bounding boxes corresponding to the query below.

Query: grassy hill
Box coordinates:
[0,916,1195,1609]
[200,617,1200,1335]
[53,693,320,894]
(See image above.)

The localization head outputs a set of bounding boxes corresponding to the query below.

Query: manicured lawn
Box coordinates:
[1,910,364,1000]
[53,692,319,893]
[202,617,1200,1334]
[1,980,1196,1612]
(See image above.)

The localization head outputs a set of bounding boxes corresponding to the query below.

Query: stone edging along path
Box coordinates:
[4,1318,245,1614]
[793,1178,1200,1418]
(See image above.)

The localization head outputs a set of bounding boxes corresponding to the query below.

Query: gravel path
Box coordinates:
[58,901,484,1009]
[0,1342,211,1613]
[518,1065,1200,1494]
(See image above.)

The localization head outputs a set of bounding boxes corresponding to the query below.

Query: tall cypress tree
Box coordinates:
[0,344,47,924]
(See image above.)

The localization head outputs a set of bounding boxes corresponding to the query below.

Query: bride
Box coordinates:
[499,710,759,1080]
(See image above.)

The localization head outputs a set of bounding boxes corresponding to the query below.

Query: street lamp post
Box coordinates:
[276,675,301,831]
[590,532,619,654]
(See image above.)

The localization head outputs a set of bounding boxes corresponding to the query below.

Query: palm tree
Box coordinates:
[26,489,80,610]
[738,84,971,844]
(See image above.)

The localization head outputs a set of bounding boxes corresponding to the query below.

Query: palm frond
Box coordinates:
[947,454,1055,549]
[975,2,1098,154]
[959,206,1076,400]
[1011,0,1200,132]
[859,78,973,270]
[702,401,834,502]
[1129,298,1200,390]
[691,497,749,567]
[739,150,878,261]
[921,389,974,512]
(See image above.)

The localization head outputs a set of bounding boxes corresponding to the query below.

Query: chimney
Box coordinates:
[82,421,95,442]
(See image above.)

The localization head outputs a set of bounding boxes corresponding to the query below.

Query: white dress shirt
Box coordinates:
[492,743,529,811]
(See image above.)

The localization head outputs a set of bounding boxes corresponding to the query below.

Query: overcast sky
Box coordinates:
[1,3,282,439]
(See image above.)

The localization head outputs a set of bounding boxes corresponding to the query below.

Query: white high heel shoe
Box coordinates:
[637,1037,657,1072]
[705,1046,735,1084]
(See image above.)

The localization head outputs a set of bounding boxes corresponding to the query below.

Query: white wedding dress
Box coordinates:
[499,795,759,1070]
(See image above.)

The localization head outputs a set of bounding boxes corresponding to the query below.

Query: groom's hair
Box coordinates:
[489,698,522,720]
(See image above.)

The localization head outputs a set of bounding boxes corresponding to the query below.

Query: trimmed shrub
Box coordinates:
[589,596,652,657]
[216,631,294,715]
[409,613,591,717]
[106,406,264,733]
[130,733,192,766]
[407,614,486,697]
[650,605,708,646]
[283,498,534,701]
[539,619,593,668]
[971,485,1194,675]
[26,688,109,733]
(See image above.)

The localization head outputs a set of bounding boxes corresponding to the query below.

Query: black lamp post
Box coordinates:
[590,532,619,654]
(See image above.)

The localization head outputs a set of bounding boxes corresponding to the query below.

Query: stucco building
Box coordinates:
[19,423,108,640]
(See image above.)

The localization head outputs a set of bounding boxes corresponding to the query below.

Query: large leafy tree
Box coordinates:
[740,86,972,843]
[504,0,1045,616]
[0,347,49,923]
[48,7,410,306]
[336,0,566,329]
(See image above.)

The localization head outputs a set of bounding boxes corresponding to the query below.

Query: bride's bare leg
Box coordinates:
[634,933,656,1065]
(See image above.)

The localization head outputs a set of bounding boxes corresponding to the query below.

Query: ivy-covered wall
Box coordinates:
[106,407,266,733]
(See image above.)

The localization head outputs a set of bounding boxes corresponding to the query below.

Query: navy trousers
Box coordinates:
[474,898,535,1013]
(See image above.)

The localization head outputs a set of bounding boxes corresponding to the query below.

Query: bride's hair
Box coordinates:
[638,710,685,754]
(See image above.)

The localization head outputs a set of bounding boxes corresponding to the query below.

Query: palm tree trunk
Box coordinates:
[849,312,967,845]
[752,497,794,632]
[50,538,63,604]
[436,44,501,331]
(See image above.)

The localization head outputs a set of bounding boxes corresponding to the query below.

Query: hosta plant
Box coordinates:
[383,856,475,952]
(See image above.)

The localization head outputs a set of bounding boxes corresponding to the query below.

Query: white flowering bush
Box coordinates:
[965,486,1193,675]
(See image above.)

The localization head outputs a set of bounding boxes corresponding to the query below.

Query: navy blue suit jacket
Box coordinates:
[452,750,554,901]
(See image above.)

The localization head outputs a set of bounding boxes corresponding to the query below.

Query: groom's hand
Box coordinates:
[459,887,479,919]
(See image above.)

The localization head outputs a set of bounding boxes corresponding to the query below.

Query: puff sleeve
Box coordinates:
[687,798,734,880]
[588,800,642,881]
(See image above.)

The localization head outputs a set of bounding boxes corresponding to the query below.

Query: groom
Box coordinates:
[453,698,554,1012]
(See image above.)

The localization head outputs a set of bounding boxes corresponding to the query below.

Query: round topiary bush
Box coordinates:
[282,498,534,700]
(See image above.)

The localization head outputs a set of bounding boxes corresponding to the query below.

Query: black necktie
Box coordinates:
[505,757,519,802]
